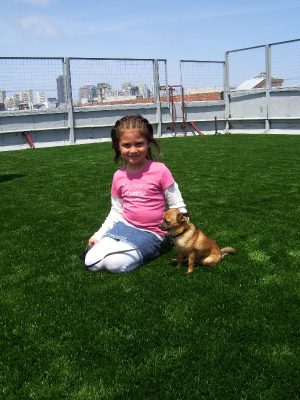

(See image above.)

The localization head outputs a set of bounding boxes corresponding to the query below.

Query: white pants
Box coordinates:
[84,237,142,273]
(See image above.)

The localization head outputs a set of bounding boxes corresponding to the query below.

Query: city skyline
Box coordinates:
[0,76,155,111]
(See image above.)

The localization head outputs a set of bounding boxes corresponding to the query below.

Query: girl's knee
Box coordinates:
[84,251,97,269]
[104,255,141,273]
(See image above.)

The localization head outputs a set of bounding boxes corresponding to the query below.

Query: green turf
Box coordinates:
[0,134,299,400]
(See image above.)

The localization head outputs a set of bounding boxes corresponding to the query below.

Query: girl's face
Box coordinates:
[119,129,150,169]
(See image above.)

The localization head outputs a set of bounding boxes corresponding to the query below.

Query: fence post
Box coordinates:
[224,51,230,133]
[265,44,271,133]
[153,59,162,137]
[64,57,75,144]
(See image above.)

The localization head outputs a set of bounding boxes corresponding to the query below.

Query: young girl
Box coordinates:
[84,114,187,273]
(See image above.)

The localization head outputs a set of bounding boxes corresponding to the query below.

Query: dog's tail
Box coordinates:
[221,247,236,259]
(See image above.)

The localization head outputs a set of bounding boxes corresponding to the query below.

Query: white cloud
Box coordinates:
[19,14,62,38]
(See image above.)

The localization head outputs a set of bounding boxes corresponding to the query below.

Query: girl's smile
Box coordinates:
[119,129,150,171]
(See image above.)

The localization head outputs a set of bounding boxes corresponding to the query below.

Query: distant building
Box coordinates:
[15,90,33,105]
[187,86,223,94]
[0,90,5,111]
[78,85,97,102]
[97,82,112,101]
[18,103,30,110]
[121,82,135,95]
[236,72,283,90]
[102,94,139,103]
[35,91,48,108]
[137,83,150,98]
[4,90,33,110]
[4,96,16,110]
[56,75,66,104]
[0,90,6,103]
[47,97,58,108]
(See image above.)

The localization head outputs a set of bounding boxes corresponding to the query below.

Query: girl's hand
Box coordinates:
[88,237,99,246]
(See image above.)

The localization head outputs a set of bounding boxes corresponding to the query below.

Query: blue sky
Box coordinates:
[1,0,300,83]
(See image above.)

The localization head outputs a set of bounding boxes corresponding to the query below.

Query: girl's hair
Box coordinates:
[111,115,160,163]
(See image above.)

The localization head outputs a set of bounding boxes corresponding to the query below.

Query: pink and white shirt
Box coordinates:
[111,161,174,236]
[92,161,186,241]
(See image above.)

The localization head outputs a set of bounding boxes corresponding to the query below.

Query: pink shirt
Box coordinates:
[111,161,174,236]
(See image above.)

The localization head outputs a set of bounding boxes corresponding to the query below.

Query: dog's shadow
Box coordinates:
[160,236,175,255]
[171,258,216,273]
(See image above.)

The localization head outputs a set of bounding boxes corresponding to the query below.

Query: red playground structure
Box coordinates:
[22,131,35,149]
[161,85,204,136]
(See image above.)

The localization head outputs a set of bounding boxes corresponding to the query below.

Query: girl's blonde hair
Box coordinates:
[111,115,160,163]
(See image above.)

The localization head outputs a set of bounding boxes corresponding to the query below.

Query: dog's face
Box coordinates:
[160,209,189,232]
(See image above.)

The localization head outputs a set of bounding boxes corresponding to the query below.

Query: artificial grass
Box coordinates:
[0,134,299,400]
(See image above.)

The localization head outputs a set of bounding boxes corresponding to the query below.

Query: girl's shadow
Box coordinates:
[0,174,25,183]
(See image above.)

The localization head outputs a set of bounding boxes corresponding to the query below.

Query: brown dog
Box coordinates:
[160,208,235,273]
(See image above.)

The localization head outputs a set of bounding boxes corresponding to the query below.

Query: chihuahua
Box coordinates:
[160,208,235,273]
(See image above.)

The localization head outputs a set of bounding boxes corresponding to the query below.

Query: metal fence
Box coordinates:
[270,40,300,88]
[0,57,66,112]
[226,39,300,93]
[226,45,266,94]
[180,60,225,103]
[224,39,300,132]
[69,58,166,108]
[1,41,299,112]
[0,57,167,113]
[1,39,300,149]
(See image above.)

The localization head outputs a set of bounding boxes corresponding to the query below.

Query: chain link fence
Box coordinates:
[226,39,300,93]
[270,40,300,88]
[1,39,300,149]
[1,41,299,112]
[180,60,225,103]
[0,57,167,113]
[226,46,266,94]
[69,58,166,108]
[0,57,66,112]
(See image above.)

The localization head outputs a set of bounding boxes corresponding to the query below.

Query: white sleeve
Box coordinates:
[91,196,123,241]
[164,182,187,213]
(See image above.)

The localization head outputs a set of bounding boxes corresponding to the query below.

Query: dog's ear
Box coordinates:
[177,212,189,222]
[182,212,190,217]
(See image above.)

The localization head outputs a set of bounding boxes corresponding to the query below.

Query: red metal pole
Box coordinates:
[169,86,175,132]
[180,85,186,133]
[23,131,35,149]
[189,121,204,136]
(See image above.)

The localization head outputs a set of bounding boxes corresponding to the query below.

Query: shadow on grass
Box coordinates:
[160,236,174,255]
[0,174,25,183]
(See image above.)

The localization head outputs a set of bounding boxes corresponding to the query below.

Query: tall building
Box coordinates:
[56,75,66,104]
[0,90,6,103]
[4,96,15,110]
[97,82,112,101]
[0,90,6,111]
[137,83,150,98]
[15,90,33,104]
[35,91,48,107]
[78,85,97,102]
[3,90,33,110]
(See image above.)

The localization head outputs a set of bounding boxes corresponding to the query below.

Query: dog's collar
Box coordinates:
[171,228,188,239]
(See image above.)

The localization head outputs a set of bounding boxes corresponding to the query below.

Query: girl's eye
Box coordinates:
[121,142,145,148]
